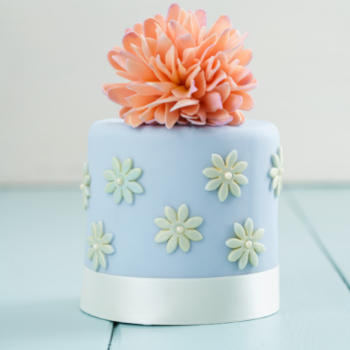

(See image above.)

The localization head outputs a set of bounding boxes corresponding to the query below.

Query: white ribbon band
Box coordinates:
[80,266,279,325]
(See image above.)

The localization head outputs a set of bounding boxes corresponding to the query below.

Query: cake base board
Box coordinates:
[80,266,279,325]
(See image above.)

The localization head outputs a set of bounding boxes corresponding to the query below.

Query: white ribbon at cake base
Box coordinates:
[80,266,279,325]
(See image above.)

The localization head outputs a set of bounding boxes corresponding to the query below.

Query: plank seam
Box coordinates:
[285,192,350,292]
[107,322,117,350]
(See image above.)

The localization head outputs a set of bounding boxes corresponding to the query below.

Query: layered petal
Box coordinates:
[103,5,256,128]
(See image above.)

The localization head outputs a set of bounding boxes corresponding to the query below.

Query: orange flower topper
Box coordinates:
[102,4,257,129]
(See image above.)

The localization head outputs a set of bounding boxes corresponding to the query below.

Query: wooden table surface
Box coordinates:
[1,185,350,349]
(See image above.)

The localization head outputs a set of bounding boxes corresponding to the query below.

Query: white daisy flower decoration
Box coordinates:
[155,204,203,254]
[80,162,91,210]
[225,218,266,270]
[203,150,248,202]
[87,221,114,271]
[269,146,284,197]
[104,157,143,205]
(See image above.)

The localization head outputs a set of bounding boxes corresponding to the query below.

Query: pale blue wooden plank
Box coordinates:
[285,186,350,287]
[110,193,350,350]
[0,188,113,350]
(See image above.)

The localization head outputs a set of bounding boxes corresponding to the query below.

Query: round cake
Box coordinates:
[80,4,283,325]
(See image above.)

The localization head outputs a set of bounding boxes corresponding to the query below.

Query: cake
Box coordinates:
[80,4,283,325]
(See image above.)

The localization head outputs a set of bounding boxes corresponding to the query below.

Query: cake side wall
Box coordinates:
[85,119,279,278]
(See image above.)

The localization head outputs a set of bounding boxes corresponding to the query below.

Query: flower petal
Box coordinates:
[87,248,94,259]
[106,84,136,107]
[218,183,229,202]
[202,92,223,112]
[83,162,89,176]
[178,204,189,223]
[195,9,206,27]
[234,174,248,185]
[185,229,203,241]
[236,49,253,66]
[202,167,221,179]
[113,187,123,204]
[277,146,283,165]
[112,157,122,175]
[231,161,248,174]
[207,15,232,38]
[234,223,246,240]
[97,251,107,269]
[244,218,254,237]
[272,176,279,190]
[105,181,116,194]
[225,150,237,168]
[233,91,254,111]
[211,154,225,170]
[92,253,99,271]
[205,178,222,191]
[253,242,266,253]
[269,167,278,178]
[84,185,91,197]
[229,181,241,197]
[170,99,198,112]
[165,206,177,224]
[185,217,203,229]
[225,238,243,249]
[87,236,94,247]
[276,179,282,197]
[84,174,91,186]
[100,244,114,255]
[228,247,244,262]
[238,251,249,269]
[91,223,97,239]
[272,154,280,168]
[155,230,172,243]
[125,168,142,181]
[100,233,113,244]
[249,250,259,266]
[166,236,178,254]
[166,3,181,24]
[121,159,133,175]
[252,229,264,242]
[96,221,103,239]
[126,181,144,194]
[223,94,243,113]
[83,195,88,210]
[123,187,134,204]
[179,236,190,252]
[104,170,116,182]
[154,218,172,229]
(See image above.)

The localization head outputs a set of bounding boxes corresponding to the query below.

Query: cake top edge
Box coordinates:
[90,118,278,137]
[102,3,258,130]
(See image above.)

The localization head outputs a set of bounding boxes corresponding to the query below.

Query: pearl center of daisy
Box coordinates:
[93,243,100,252]
[224,172,232,180]
[176,225,185,234]
[116,177,124,186]
[245,240,252,249]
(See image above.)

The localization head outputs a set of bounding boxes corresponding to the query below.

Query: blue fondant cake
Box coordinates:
[80,119,281,325]
[80,4,282,325]
[85,118,279,278]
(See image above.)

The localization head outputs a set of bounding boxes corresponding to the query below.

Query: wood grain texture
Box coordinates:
[0,188,113,350]
[1,187,350,350]
[285,186,350,288]
[110,194,350,350]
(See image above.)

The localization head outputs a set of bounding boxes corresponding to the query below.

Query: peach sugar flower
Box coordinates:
[102,4,257,129]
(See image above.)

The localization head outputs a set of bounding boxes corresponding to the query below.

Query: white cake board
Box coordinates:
[80,266,279,325]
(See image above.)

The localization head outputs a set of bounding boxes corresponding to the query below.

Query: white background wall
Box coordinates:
[1,0,349,185]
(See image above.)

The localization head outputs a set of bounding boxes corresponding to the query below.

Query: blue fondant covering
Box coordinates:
[85,119,279,278]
